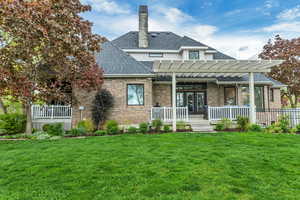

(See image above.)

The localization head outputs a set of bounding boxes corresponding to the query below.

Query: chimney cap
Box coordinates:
[139,5,148,13]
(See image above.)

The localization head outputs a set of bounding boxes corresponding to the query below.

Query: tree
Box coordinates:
[0,0,105,134]
[259,35,300,108]
[92,89,114,129]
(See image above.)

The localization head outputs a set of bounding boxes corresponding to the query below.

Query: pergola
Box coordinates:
[153,60,284,131]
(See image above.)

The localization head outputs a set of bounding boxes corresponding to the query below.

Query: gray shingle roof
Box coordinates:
[112,31,234,60]
[96,42,153,75]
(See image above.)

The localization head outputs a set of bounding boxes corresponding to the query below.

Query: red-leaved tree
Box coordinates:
[259,35,300,108]
[0,0,105,134]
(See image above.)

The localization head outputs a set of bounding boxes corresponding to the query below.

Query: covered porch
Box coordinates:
[151,59,284,131]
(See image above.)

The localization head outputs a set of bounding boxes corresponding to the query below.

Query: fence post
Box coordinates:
[207,106,210,121]
[229,107,233,120]
[51,105,54,119]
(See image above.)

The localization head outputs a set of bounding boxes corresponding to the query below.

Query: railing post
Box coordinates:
[163,107,166,122]
[207,106,210,121]
[229,107,233,120]
[186,107,189,122]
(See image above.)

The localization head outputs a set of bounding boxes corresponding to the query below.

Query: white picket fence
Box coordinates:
[208,106,300,127]
[208,106,250,121]
[31,105,72,130]
[31,105,72,119]
[151,107,189,122]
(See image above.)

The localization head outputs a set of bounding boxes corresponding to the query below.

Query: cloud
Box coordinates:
[277,5,300,21]
[224,9,243,16]
[81,0,130,14]
[256,0,279,16]
[262,21,300,32]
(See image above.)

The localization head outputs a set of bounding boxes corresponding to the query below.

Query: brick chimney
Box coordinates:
[138,5,149,48]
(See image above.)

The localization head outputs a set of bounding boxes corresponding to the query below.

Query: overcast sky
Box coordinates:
[80,0,300,59]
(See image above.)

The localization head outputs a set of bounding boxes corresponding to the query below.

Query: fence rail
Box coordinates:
[31,105,72,120]
[151,107,189,122]
[208,106,300,127]
[256,108,300,127]
[208,106,250,121]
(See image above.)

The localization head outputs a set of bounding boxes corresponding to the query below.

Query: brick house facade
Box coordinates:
[71,5,284,127]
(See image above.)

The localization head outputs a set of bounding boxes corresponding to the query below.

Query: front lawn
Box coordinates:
[0,132,299,200]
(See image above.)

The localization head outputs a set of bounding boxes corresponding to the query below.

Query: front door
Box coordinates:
[177,91,207,114]
[186,92,195,113]
[196,92,206,114]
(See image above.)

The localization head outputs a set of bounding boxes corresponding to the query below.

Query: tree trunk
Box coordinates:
[0,98,7,114]
[25,102,32,135]
[287,95,296,108]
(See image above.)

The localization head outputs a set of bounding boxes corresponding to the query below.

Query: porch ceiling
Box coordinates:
[153,60,284,77]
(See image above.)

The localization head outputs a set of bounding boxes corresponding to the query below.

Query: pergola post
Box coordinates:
[172,73,177,132]
[249,72,256,124]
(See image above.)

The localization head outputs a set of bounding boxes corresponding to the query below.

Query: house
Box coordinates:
[71,5,285,131]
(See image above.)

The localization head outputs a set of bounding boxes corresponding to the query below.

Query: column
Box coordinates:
[249,72,256,124]
[172,73,177,132]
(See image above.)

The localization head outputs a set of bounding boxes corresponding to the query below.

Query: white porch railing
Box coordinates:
[208,106,250,121]
[31,105,72,120]
[151,107,189,122]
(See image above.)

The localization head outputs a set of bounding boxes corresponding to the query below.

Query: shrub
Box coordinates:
[215,123,225,131]
[278,115,290,133]
[163,124,171,132]
[42,124,50,132]
[127,126,137,134]
[266,123,283,134]
[248,124,263,132]
[139,122,148,134]
[68,127,86,136]
[296,124,300,132]
[0,128,7,135]
[92,89,114,129]
[45,123,65,136]
[0,113,26,135]
[105,120,119,135]
[221,118,232,130]
[94,130,107,136]
[289,128,297,134]
[152,119,163,132]
[76,119,94,133]
[176,121,186,130]
[237,116,250,131]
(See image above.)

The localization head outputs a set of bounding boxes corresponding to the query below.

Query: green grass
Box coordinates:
[0,132,300,200]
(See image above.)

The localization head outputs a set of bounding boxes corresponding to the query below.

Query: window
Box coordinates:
[189,50,200,60]
[270,88,274,102]
[149,53,163,57]
[224,87,236,105]
[127,84,144,106]
[241,86,264,109]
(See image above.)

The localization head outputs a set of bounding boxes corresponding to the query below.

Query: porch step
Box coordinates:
[189,119,215,133]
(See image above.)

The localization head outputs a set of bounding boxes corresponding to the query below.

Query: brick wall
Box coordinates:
[207,83,224,106]
[269,88,282,109]
[152,84,172,106]
[72,78,153,126]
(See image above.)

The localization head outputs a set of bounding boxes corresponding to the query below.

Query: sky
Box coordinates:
[80,0,300,59]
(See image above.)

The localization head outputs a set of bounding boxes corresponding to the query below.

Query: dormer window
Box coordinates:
[149,53,163,57]
[189,50,200,60]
